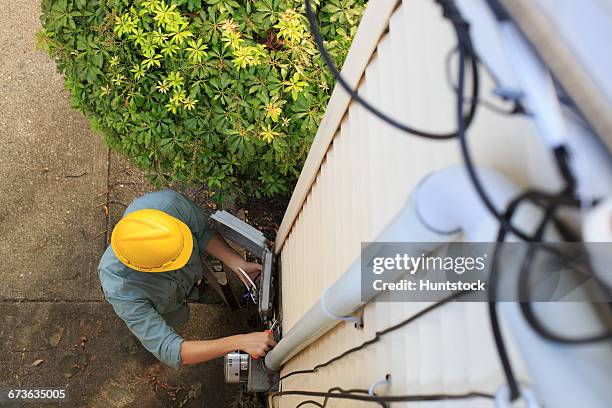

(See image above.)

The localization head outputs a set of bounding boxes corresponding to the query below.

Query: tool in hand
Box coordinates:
[267,318,278,333]
[251,319,278,360]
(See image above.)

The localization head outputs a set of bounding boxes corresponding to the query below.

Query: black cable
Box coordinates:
[499,187,612,344]
[518,245,612,344]
[441,0,580,244]
[444,47,524,116]
[295,387,370,408]
[484,0,511,22]
[487,147,611,344]
[294,387,386,408]
[324,388,385,408]
[325,388,386,408]
[450,15,539,243]
[488,184,579,400]
[490,199,553,401]
[295,400,323,408]
[304,0,479,140]
[439,0,564,245]
[272,390,494,405]
[488,194,529,401]
[487,177,584,401]
[270,291,468,391]
[308,0,545,242]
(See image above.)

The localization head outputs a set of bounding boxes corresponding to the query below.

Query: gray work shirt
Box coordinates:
[98,190,216,369]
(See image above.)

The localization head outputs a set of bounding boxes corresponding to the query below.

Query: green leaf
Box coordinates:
[39,0,365,198]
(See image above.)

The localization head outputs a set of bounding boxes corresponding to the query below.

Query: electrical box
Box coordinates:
[210,210,267,258]
[224,352,249,384]
[212,210,281,387]
[223,352,279,392]
[258,248,274,322]
[210,210,276,323]
[248,356,279,392]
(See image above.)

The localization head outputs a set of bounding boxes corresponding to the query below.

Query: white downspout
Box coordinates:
[265,165,533,369]
[267,164,612,407]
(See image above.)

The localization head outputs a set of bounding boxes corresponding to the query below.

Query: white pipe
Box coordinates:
[415,165,535,241]
[267,164,612,407]
[499,301,612,407]
[266,165,529,369]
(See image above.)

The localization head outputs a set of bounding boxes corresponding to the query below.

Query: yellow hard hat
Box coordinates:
[111,209,193,272]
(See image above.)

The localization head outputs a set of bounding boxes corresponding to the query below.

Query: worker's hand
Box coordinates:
[206,234,262,282]
[235,259,262,281]
[237,331,276,358]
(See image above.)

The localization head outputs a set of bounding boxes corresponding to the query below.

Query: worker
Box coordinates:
[98,189,276,369]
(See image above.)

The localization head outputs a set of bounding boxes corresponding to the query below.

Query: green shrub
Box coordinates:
[39,0,365,200]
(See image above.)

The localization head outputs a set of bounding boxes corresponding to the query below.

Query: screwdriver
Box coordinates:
[252,319,278,359]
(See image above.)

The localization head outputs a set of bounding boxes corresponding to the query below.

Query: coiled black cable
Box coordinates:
[304,0,479,140]
[518,245,612,344]
[487,177,579,401]
[295,387,386,408]
[271,389,494,406]
[488,194,540,402]
[444,46,525,116]
[306,0,546,241]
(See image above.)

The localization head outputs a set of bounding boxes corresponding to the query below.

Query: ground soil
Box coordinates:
[240,196,290,242]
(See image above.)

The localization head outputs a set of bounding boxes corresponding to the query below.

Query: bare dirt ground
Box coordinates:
[0,1,265,407]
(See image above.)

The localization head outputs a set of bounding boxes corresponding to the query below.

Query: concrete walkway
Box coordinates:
[0,2,248,406]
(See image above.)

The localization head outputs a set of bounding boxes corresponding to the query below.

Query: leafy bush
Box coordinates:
[39,0,365,200]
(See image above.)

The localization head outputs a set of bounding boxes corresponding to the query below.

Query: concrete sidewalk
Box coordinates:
[0,0,107,302]
[0,1,249,406]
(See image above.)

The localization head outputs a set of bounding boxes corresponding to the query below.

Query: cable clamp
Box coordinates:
[320,286,362,328]
[495,384,541,408]
[369,374,391,396]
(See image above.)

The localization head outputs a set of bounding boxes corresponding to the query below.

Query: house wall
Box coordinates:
[273,0,561,406]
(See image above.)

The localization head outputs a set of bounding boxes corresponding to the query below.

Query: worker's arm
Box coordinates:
[106,295,185,369]
[180,331,276,365]
[205,233,262,280]
[173,193,261,279]
[172,192,262,279]
[106,294,276,367]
